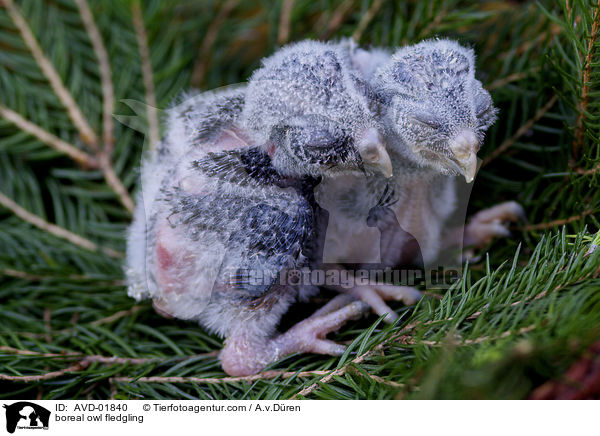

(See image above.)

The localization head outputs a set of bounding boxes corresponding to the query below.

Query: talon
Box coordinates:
[465,201,525,249]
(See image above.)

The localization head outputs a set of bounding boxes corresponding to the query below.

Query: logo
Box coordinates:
[3,402,50,434]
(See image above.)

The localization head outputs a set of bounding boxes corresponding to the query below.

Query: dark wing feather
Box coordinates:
[222,199,313,299]
[166,147,315,303]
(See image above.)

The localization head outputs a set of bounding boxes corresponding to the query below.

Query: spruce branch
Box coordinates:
[132,0,160,152]
[519,209,595,231]
[0,362,88,382]
[2,0,98,148]
[315,0,354,40]
[277,0,295,45]
[575,163,600,176]
[111,370,330,386]
[573,0,600,160]
[292,336,387,399]
[74,0,115,155]
[1,0,134,214]
[486,68,541,91]
[0,191,123,258]
[190,0,238,89]
[0,105,96,168]
[352,0,383,42]
[481,95,558,167]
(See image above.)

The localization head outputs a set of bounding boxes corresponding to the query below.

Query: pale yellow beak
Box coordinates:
[358,128,393,178]
[449,130,479,183]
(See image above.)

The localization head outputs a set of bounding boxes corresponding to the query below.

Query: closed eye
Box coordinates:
[410,114,442,130]
[476,103,492,119]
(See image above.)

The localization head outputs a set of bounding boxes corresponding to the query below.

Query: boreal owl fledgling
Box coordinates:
[242,40,393,179]
[317,39,524,321]
[125,41,394,376]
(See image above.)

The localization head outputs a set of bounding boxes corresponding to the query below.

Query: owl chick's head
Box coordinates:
[244,40,393,179]
[374,39,498,182]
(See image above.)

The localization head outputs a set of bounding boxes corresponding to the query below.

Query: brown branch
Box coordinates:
[502,23,562,60]
[98,153,135,213]
[190,0,238,89]
[0,268,124,287]
[0,346,220,383]
[90,305,145,326]
[0,268,46,281]
[317,0,354,40]
[43,308,52,344]
[350,367,406,388]
[486,68,540,91]
[518,208,595,231]
[277,0,294,45]
[575,162,600,176]
[0,105,97,168]
[74,0,114,155]
[0,190,123,258]
[131,1,160,152]
[0,363,87,382]
[352,0,383,42]
[573,0,600,160]
[2,0,98,147]
[4,305,146,340]
[0,346,77,357]
[111,369,328,386]
[566,0,573,20]
[481,95,558,167]
[417,325,536,346]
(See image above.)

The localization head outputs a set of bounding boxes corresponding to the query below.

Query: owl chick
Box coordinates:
[126,41,394,376]
[317,40,524,321]
[373,39,524,254]
[242,40,392,179]
[324,40,498,263]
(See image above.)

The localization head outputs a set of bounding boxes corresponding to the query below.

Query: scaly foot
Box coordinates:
[220,299,369,376]
[464,201,525,257]
[347,284,422,323]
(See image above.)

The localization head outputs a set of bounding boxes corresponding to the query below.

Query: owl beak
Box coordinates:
[449,130,479,183]
[358,128,393,178]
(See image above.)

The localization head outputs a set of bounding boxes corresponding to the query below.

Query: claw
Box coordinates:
[343,284,422,323]
[464,201,525,250]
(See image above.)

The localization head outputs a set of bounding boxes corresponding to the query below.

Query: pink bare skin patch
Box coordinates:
[154,216,192,297]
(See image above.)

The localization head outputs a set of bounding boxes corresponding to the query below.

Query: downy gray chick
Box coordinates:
[242,40,392,179]
[317,40,524,321]
[374,39,523,258]
[126,41,394,376]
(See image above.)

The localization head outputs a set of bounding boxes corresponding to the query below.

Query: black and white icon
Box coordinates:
[3,402,50,434]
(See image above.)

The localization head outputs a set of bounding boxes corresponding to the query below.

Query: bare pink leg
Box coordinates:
[220,297,369,376]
